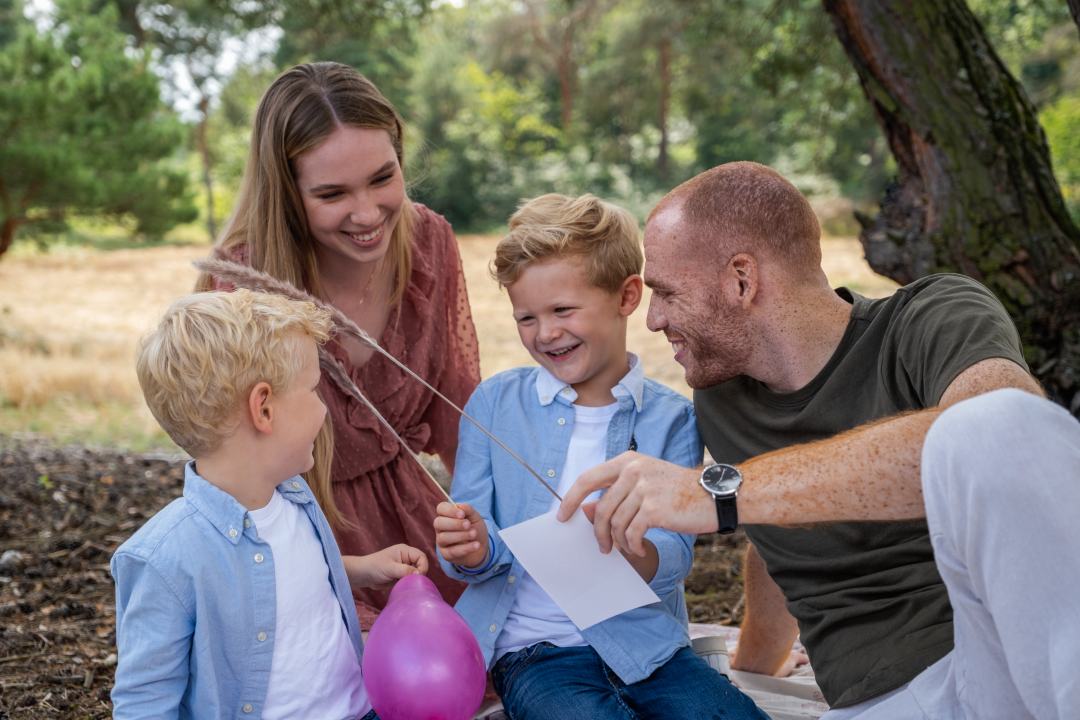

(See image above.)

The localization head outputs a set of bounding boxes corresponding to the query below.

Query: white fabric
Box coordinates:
[690,624,828,720]
[822,389,1080,720]
[248,490,370,720]
[493,400,619,662]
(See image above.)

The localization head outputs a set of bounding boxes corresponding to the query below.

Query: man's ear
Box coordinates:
[248,382,274,435]
[618,274,644,317]
[727,254,759,309]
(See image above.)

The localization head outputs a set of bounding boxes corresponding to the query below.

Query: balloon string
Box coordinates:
[193,258,562,502]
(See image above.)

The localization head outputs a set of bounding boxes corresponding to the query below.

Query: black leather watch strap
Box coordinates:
[716,496,738,535]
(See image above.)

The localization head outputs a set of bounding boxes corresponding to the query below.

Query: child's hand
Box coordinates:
[434,502,489,569]
[343,545,428,590]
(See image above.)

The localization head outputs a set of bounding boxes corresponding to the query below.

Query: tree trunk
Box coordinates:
[658,36,671,179]
[197,94,216,241]
[558,29,575,134]
[0,177,12,259]
[0,216,16,259]
[1069,0,1080,41]
[823,0,1080,416]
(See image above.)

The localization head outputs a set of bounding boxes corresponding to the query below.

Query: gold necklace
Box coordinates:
[327,264,378,317]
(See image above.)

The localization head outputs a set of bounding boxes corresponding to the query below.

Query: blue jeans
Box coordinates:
[491,643,770,720]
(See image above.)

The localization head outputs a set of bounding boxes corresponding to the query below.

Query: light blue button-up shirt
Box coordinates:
[440,353,704,685]
[110,464,364,720]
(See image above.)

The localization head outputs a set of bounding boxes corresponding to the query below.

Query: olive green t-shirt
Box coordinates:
[694,274,1027,709]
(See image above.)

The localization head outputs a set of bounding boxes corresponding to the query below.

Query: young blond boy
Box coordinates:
[434,195,767,719]
[112,290,424,720]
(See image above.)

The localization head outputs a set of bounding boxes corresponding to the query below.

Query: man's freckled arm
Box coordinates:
[561,359,1043,552]
[739,357,1043,526]
[725,358,1044,678]
[737,409,936,525]
[730,543,801,676]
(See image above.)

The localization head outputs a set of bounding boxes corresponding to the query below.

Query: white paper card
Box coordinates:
[497,508,660,630]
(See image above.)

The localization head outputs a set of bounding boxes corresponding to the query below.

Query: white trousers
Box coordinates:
[821,389,1080,720]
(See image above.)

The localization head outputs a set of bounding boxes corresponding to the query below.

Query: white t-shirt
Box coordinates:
[493,401,618,663]
[247,490,371,720]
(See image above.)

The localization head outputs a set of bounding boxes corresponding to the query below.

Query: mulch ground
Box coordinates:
[0,436,746,719]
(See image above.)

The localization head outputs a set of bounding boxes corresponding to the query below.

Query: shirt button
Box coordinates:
[257,632,267,642]
[292,481,300,489]
[541,395,550,403]
[254,554,264,563]
[489,624,497,632]
[557,418,566,425]
[547,470,555,477]
[243,704,253,713]
[508,576,516,584]
[562,388,571,394]
[244,519,251,528]
[228,529,237,538]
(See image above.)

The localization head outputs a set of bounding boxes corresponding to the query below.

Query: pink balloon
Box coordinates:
[363,574,486,720]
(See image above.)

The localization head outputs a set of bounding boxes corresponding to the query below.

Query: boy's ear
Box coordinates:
[248,382,275,435]
[618,274,644,317]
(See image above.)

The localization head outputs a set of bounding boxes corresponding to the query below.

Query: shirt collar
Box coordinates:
[182,461,314,544]
[535,351,644,412]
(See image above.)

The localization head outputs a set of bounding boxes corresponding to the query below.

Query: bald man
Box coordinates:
[558,162,1080,719]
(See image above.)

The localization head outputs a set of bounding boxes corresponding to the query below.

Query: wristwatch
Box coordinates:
[700,464,743,535]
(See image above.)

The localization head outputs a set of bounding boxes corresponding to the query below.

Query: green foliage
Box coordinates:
[0,0,196,252]
[1042,93,1080,218]
[403,0,897,230]
[203,64,275,213]
[11,0,1077,241]
[968,0,1072,79]
[0,0,20,45]
[411,61,561,228]
[272,0,428,112]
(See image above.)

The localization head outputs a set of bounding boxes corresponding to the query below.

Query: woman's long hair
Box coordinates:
[195,62,417,529]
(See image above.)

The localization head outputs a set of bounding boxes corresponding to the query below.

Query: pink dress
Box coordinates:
[215,204,480,627]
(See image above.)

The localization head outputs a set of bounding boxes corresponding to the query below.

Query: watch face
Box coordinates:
[701,464,742,496]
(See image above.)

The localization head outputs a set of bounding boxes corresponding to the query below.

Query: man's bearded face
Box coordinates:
[667,283,753,389]
[644,214,756,389]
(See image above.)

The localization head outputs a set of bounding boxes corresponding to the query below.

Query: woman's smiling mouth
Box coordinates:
[342,222,384,246]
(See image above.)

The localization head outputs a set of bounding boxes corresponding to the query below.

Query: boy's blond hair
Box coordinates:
[137,290,333,457]
[491,194,643,293]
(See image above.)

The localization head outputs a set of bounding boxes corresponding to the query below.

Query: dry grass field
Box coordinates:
[0,236,896,449]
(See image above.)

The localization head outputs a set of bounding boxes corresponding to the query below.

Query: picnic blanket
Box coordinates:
[471,624,829,719]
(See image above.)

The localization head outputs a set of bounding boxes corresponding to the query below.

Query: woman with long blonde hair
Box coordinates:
[196,62,479,626]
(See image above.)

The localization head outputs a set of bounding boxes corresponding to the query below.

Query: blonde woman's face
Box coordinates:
[295,126,405,269]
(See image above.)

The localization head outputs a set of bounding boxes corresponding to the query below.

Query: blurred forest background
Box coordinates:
[5,0,1080,246]
[2,0,1080,449]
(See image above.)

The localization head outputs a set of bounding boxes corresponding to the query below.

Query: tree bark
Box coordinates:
[658,36,671,179]
[0,176,12,259]
[196,94,216,241]
[824,0,1080,416]
[1069,0,1080,42]
[0,216,16,259]
[558,27,575,133]
[525,0,596,137]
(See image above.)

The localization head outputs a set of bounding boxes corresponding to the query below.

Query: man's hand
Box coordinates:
[557,452,714,556]
[343,545,428,590]
[434,502,490,568]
